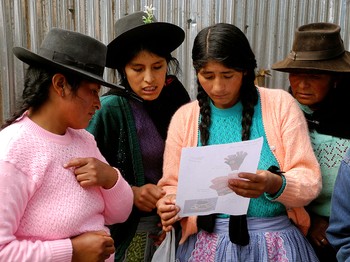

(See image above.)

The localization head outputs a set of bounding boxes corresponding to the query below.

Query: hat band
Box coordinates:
[39,48,104,76]
[288,46,345,61]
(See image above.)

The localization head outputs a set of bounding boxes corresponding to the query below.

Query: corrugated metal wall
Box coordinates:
[1,0,350,122]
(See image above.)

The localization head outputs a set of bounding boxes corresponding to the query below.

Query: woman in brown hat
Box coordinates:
[86,6,190,262]
[0,28,133,261]
[272,22,350,262]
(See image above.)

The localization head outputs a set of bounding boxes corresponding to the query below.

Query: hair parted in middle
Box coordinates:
[192,23,258,145]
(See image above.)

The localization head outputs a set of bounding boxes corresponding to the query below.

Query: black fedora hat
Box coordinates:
[13,27,125,90]
[106,10,185,68]
[272,22,350,73]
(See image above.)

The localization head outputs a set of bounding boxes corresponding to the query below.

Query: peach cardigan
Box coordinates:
[158,87,322,243]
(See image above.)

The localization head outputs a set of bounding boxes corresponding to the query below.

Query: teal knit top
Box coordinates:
[198,95,286,217]
[300,104,350,217]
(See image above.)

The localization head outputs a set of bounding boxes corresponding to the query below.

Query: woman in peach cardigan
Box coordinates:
[157,23,321,261]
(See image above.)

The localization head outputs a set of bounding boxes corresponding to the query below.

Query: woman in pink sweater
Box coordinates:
[156,23,322,261]
[0,28,133,261]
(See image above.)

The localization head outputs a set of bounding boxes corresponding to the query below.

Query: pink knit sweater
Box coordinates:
[158,87,322,243]
[0,115,133,261]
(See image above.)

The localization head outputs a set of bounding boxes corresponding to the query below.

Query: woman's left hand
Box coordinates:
[64,157,118,189]
[308,215,329,247]
[227,170,283,198]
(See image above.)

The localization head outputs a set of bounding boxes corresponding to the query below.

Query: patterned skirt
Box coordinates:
[123,215,161,262]
[176,216,319,262]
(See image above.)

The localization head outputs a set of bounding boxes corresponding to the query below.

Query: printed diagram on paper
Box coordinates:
[176,137,263,217]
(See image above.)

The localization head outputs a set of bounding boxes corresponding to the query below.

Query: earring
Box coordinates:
[334,82,337,89]
[61,91,64,97]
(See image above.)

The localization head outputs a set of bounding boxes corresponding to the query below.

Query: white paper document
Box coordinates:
[176,137,263,218]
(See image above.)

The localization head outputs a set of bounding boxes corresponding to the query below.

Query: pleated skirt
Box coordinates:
[176,216,319,262]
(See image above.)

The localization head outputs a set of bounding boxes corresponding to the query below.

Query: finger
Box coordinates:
[161,210,179,222]
[64,157,87,168]
[316,239,322,246]
[158,205,177,217]
[162,224,173,232]
[157,202,177,213]
[136,193,157,205]
[136,188,161,205]
[229,184,261,198]
[145,194,161,205]
[146,186,166,200]
[78,180,95,188]
[102,235,115,248]
[94,230,110,236]
[104,245,115,254]
[164,194,176,203]
[167,215,180,226]
[155,185,166,193]
[319,237,328,246]
[238,172,256,181]
[75,173,97,187]
[157,188,167,198]
[228,179,250,189]
[76,173,88,182]
[161,212,180,228]
[136,193,158,208]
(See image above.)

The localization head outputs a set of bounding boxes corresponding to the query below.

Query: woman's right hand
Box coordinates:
[71,231,115,262]
[156,194,180,232]
[132,184,166,212]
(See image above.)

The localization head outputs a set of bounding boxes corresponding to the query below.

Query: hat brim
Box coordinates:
[106,22,185,68]
[13,46,124,90]
[272,51,350,73]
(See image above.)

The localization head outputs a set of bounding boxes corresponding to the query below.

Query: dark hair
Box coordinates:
[192,23,258,145]
[115,42,181,82]
[1,66,82,130]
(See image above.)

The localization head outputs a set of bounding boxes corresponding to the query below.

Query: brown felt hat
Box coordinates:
[272,22,350,73]
[13,27,125,91]
[106,11,185,69]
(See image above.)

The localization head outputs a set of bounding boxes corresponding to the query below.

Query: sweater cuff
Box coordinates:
[265,175,286,200]
[49,238,72,261]
[101,169,131,198]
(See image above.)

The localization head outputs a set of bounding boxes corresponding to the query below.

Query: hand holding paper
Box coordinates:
[176,137,263,217]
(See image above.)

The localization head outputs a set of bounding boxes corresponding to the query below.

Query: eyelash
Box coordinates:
[132,65,163,72]
[203,75,233,80]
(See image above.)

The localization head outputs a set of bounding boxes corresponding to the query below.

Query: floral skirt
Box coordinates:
[176,216,319,262]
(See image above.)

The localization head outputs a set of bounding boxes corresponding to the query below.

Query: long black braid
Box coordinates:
[1,67,53,130]
[193,23,258,246]
[197,81,211,145]
[1,66,82,130]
